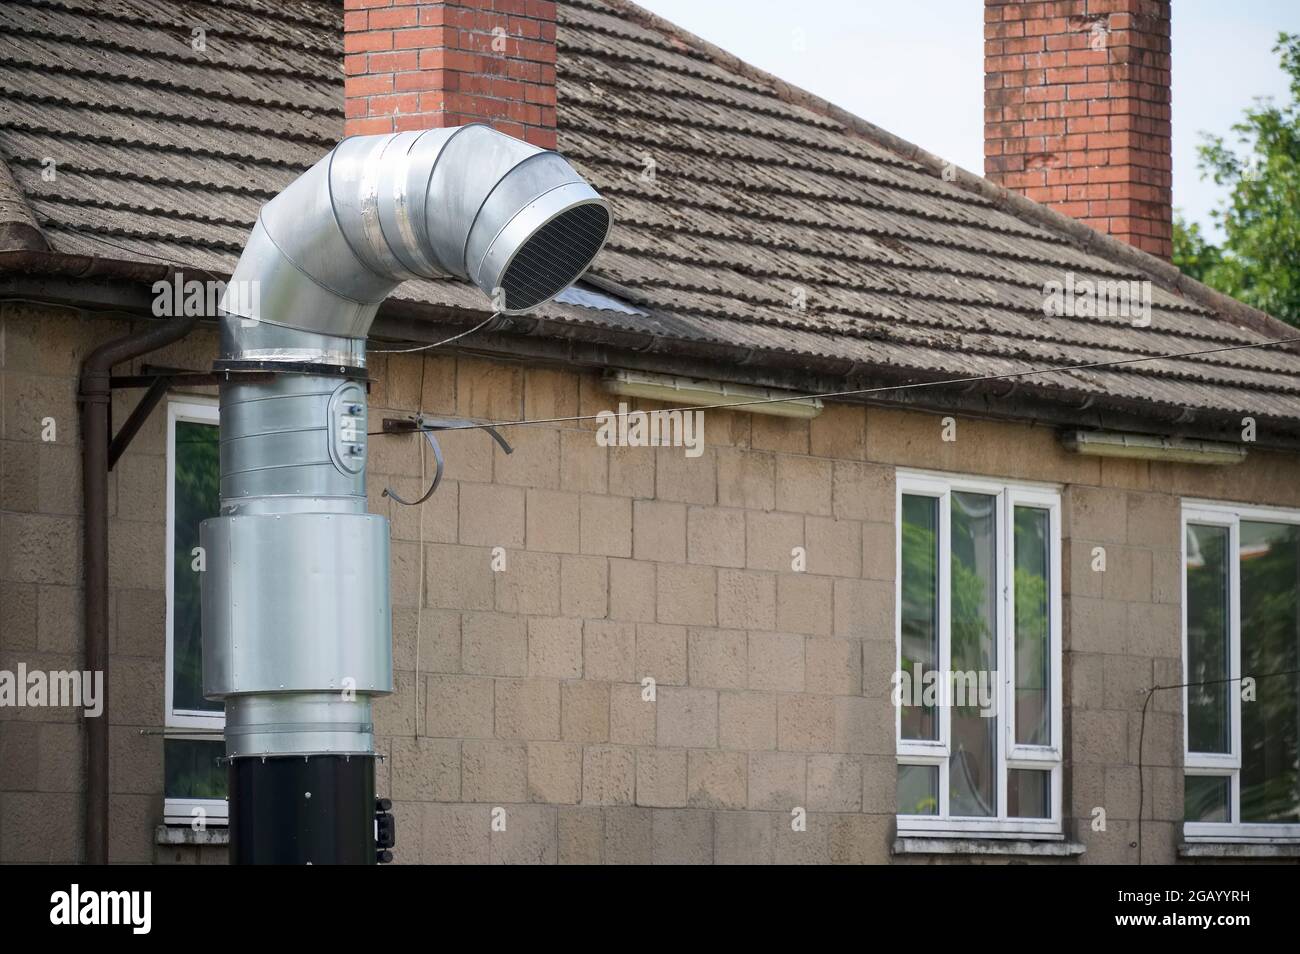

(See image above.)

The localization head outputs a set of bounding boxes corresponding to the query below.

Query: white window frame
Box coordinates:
[164,398,226,826]
[1182,499,1300,843]
[895,471,1063,838]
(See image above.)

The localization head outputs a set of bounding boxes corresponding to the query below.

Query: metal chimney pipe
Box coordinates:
[202,124,611,864]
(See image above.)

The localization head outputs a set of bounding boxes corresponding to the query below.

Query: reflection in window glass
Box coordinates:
[950,492,997,817]
[1007,769,1051,819]
[900,495,939,741]
[1238,522,1300,823]
[164,739,226,800]
[1014,507,1051,746]
[897,764,939,815]
[1184,774,1230,823]
[172,420,221,714]
[1185,524,1231,754]
[168,413,226,816]
[896,479,1063,830]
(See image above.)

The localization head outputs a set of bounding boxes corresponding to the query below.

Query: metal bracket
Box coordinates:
[378,416,513,506]
[105,364,244,471]
[213,357,370,380]
[376,797,396,863]
[105,362,373,471]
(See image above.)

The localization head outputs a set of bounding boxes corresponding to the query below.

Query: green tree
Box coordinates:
[1171,214,1221,284]
[1173,33,1300,323]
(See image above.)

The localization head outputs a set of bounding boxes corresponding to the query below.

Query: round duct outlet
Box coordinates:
[499,201,611,312]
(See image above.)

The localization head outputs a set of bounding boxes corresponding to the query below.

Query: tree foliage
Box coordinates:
[1173,33,1300,324]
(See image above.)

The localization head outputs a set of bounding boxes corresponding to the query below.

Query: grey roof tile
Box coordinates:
[0,0,1295,432]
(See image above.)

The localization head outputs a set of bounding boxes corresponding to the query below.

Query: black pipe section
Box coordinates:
[78,315,198,864]
[229,756,376,865]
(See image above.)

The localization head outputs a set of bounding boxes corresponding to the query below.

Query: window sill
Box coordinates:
[893,836,1086,858]
[1178,841,1300,860]
[155,825,230,847]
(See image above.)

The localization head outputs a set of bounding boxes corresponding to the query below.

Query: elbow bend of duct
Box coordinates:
[219,123,612,355]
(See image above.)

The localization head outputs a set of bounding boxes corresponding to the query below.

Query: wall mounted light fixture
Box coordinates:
[603,369,824,419]
[1061,430,1247,465]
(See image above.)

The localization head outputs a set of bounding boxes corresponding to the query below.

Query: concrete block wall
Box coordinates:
[6,306,1300,863]
[363,349,901,864]
[0,304,228,863]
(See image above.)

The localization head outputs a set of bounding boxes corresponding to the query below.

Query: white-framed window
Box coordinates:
[895,471,1063,838]
[163,398,227,826]
[1182,501,1300,843]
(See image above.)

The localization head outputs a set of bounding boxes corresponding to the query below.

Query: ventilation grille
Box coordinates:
[501,202,610,311]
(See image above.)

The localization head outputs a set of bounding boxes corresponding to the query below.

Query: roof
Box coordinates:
[1,0,1298,439]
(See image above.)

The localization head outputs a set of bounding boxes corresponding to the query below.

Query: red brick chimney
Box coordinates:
[984,0,1172,259]
[343,0,557,148]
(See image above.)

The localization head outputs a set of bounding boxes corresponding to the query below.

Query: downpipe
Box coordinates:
[79,314,200,865]
[204,124,611,864]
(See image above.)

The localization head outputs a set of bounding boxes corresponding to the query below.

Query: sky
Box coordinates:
[632,0,1299,241]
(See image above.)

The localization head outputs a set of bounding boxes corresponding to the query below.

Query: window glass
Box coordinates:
[1014,506,1051,746]
[164,739,225,800]
[897,764,939,815]
[172,419,221,714]
[1184,774,1230,823]
[900,494,939,741]
[1008,768,1051,819]
[166,409,226,822]
[1238,521,1300,823]
[949,491,997,817]
[1185,523,1231,754]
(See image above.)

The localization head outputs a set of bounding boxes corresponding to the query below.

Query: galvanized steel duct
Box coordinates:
[202,125,610,775]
